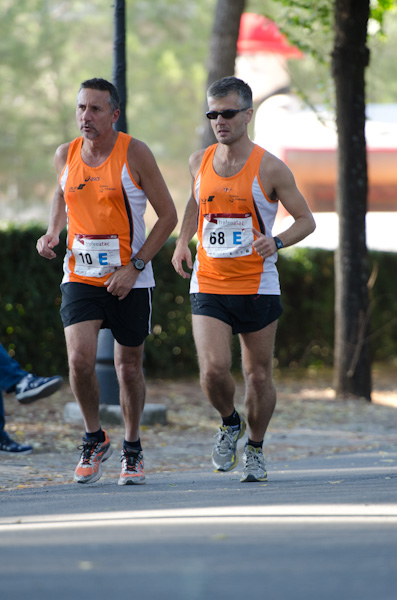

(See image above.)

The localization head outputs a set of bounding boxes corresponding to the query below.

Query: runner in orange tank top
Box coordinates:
[172,76,315,482]
[37,78,177,486]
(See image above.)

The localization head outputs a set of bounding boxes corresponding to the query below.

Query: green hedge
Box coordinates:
[0,225,67,375]
[0,226,396,378]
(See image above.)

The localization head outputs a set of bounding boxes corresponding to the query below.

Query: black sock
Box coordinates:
[124,439,142,453]
[85,428,105,443]
[222,409,240,429]
[247,438,263,450]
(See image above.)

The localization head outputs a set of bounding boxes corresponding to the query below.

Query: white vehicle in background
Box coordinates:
[254,96,397,253]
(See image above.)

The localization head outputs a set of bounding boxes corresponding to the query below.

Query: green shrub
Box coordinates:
[0,225,67,375]
[367,251,397,362]
[0,226,396,378]
[276,248,335,368]
[146,238,196,377]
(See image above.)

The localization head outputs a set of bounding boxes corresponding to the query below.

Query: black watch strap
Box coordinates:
[273,236,284,250]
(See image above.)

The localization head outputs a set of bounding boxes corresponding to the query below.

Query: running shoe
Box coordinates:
[74,430,112,484]
[211,413,246,472]
[240,444,267,482]
[16,373,63,404]
[0,432,33,455]
[118,448,146,485]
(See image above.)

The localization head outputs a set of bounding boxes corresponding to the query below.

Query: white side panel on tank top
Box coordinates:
[121,163,155,288]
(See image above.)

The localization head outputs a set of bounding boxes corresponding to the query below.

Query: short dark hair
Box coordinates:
[79,78,120,112]
[207,76,253,108]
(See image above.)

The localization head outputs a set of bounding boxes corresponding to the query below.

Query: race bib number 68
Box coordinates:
[202,213,254,258]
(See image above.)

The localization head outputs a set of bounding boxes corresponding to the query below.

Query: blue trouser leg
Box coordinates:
[0,343,27,434]
[0,391,5,433]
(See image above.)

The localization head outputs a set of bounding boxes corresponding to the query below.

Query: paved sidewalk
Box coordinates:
[1,376,396,600]
[0,382,397,493]
[1,448,396,600]
[1,378,396,492]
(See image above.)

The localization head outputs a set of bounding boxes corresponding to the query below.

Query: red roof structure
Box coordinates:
[237,12,303,58]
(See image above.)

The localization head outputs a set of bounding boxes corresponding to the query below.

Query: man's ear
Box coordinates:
[112,108,121,124]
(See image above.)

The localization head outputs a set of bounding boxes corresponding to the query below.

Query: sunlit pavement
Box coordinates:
[1,450,396,600]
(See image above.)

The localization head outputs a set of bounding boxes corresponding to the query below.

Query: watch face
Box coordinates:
[133,258,145,270]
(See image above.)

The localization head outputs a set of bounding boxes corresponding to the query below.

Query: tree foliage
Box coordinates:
[252,0,397,105]
[0,0,395,214]
[0,0,113,209]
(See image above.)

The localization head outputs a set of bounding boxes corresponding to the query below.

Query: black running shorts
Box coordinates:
[60,282,153,347]
[190,293,283,335]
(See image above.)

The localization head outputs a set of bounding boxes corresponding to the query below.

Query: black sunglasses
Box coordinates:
[206,107,250,120]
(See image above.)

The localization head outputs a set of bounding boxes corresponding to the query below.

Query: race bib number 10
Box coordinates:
[72,234,122,277]
[202,213,254,258]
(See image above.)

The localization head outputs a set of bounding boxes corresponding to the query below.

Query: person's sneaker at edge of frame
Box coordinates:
[16,373,63,404]
[212,413,246,472]
[118,448,146,485]
[74,430,113,484]
[240,444,268,482]
[0,432,33,455]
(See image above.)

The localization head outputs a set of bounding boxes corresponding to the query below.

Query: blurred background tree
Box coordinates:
[0,0,396,223]
[0,0,396,387]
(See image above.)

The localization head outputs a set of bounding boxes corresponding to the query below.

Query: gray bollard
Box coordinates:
[95,329,119,405]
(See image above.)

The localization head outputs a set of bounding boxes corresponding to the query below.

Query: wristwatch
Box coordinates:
[273,236,284,250]
[131,257,146,271]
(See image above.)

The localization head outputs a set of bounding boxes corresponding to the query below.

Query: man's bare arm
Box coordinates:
[36,144,69,259]
[253,156,316,259]
[171,150,203,279]
[105,139,178,300]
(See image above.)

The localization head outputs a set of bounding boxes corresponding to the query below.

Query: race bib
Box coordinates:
[72,234,122,277]
[202,213,254,258]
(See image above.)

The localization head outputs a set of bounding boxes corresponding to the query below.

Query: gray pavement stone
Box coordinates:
[63,401,167,426]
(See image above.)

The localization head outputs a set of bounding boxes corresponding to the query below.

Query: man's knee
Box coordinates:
[68,347,95,377]
[115,358,143,386]
[244,364,273,389]
[200,359,230,385]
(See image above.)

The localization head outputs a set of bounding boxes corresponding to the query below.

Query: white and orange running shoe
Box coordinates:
[74,430,113,484]
[118,448,146,486]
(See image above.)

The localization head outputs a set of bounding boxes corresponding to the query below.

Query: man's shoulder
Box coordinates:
[189,147,206,163]
[258,147,293,193]
[126,136,154,166]
[189,147,210,176]
[54,141,75,171]
[56,137,81,157]
[259,146,287,173]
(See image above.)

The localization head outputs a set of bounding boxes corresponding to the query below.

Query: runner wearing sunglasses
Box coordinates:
[172,76,315,482]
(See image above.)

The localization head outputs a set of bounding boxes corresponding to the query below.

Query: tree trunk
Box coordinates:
[332,0,372,400]
[201,0,246,148]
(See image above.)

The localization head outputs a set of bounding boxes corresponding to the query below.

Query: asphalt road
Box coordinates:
[1,449,396,600]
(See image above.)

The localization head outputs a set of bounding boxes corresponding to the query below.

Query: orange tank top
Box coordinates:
[191,143,280,295]
[60,131,154,288]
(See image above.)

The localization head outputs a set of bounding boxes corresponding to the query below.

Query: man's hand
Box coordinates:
[172,243,193,279]
[252,227,278,259]
[104,263,139,301]
[36,234,60,260]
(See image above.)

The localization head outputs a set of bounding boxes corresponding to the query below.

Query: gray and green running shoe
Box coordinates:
[211,414,246,472]
[240,444,267,482]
